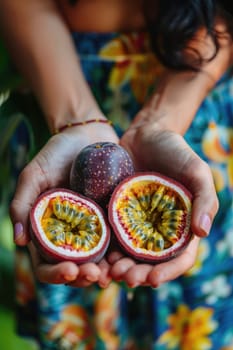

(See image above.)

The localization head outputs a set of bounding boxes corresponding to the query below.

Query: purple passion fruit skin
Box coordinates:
[108,172,193,263]
[70,142,135,208]
[30,188,111,264]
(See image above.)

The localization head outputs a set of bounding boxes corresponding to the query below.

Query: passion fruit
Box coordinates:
[108,172,192,263]
[30,188,111,264]
[70,142,135,207]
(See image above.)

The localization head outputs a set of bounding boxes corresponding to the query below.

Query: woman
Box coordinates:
[0,0,232,349]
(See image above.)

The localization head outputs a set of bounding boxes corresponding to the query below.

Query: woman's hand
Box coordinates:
[121,121,219,237]
[10,123,118,286]
[108,236,200,288]
[28,242,112,287]
[107,119,219,287]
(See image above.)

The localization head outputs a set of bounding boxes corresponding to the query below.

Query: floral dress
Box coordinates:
[1,31,233,350]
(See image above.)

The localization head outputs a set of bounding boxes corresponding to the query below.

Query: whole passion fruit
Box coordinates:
[30,189,110,264]
[70,142,135,207]
[108,172,192,263]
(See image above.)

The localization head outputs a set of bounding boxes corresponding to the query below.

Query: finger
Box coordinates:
[107,250,125,264]
[67,280,93,288]
[28,243,79,284]
[147,236,200,287]
[123,264,153,288]
[13,222,27,246]
[110,257,136,281]
[78,262,101,282]
[36,261,80,284]
[188,161,219,237]
[67,263,102,288]
[35,257,80,284]
[10,162,47,245]
[98,258,112,288]
[180,159,219,238]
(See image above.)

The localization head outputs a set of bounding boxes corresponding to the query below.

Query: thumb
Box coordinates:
[10,197,31,246]
[10,162,45,246]
[185,159,219,237]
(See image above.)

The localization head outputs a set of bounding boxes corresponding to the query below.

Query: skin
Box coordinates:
[0,0,231,288]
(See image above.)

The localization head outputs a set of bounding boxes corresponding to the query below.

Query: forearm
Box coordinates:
[134,24,232,134]
[0,0,104,133]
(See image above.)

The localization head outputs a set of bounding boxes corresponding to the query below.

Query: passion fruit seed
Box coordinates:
[117,182,185,251]
[41,196,102,252]
[109,173,192,263]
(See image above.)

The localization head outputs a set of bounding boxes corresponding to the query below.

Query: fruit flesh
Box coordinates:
[30,189,110,263]
[116,181,187,251]
[41,196,102,252]
[109,173,192,261]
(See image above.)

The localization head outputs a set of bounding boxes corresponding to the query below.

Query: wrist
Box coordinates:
[55,117,119,145]
[43,89,106,134]
[47,108,106,133]
[53,118,113,135]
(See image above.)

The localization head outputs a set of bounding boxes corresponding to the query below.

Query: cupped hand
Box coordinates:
[107,118,219,287]
[121,120,219,237]
[28,242,112,287]
[10,122,118,286]
[108,236,200,288]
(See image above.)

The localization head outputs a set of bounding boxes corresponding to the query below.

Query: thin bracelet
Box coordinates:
[54,118,113,134]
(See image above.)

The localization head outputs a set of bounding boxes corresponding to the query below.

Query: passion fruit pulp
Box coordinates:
[70,142,135,207]
[30,189,110,264]
[108,172,192,263]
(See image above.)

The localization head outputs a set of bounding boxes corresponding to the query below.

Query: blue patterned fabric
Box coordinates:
[1,31,233,349]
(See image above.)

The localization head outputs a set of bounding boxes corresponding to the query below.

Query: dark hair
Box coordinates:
[144,0,233,70]
[68,0,78,5]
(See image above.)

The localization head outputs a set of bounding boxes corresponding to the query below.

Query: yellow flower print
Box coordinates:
[47,304,94,350]
[15,250,36,305]
[185,239,209,276]
[211,166,226,192]
[202,121,233,189]
[94,283,121,350]
[99,32,164,104]
[158,304,217,350]
[100,31,153,57]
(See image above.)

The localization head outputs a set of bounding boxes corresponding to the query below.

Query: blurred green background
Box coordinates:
[0,215,38,350]
[0,37,41,349]
[0,25,53,347]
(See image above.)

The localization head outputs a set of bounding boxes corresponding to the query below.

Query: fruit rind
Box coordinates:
[30,188,110,264]
[70,142,135,207]
[108,172,192,263]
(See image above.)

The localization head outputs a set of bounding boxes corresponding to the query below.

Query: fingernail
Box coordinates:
[86,275,97,282]
[98,281,110,289]
[14,222,24,241]
[64,275,76,282]
[151,281,160,289]
[200,214,211,236]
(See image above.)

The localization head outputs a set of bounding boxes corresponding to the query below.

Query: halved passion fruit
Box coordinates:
[108,172,193,263]
[30,189,111,263]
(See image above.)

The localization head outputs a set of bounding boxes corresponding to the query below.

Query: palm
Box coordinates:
[11,125,119,287]
[121,122,195,176]
[106,122,218,287]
